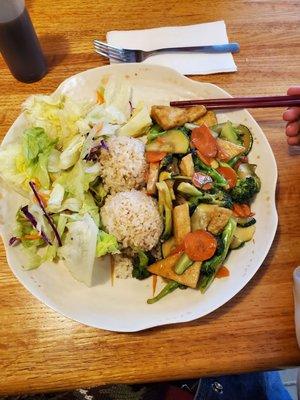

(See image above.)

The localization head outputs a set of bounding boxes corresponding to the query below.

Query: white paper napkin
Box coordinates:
[293,266,300,346]
[106,21,237,75]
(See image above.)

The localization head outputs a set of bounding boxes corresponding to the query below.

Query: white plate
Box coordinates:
[0,64,278,332]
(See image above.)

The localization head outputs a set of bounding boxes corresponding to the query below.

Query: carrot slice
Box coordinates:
[233,203,253,218]
[145,151,167,163]
[191,125,218,158]
[216,266,230,278]
[184,230,217,261]
[217,166,237,188]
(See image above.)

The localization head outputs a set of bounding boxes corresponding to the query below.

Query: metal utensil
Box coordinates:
[93,40,240,62]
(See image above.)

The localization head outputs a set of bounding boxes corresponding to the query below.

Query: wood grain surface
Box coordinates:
[0,0,300,395]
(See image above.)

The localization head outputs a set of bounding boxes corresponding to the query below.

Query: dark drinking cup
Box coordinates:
[0,0,47,83]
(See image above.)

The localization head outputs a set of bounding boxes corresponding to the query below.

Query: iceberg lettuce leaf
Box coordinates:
[22,94,92,149]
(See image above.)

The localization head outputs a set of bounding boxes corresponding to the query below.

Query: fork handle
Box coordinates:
[148,42,240,55]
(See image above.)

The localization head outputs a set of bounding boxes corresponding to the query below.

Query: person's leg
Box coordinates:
[195,371,292,400]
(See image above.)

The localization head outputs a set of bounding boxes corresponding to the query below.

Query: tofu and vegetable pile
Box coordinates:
[0,76,261,304]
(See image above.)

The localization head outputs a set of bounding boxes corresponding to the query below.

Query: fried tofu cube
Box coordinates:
[148,253,202,288]
[151,105,207,130]
[208,207,232,235]
[173,203,191,245]
[194,111,218,128]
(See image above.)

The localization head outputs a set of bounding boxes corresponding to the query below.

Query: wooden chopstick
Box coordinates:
[170,95,300,109]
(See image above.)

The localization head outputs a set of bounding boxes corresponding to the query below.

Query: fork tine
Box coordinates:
[93,42,125,58]
[94,44,123,58]
[93,42,126,60]
[94,49,123,62]
[93,39,123,52]
[94,47,125,61]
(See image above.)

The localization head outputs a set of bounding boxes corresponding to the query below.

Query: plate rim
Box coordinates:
[0,63,278,332]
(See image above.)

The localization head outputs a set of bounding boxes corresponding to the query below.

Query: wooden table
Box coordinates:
[0,0,300,395]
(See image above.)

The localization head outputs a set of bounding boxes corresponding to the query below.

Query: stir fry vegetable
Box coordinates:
[140,107,261,303]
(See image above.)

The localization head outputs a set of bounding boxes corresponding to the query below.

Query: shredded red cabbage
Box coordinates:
[129,100,133,114]
[84,140,108,161]
[29,182,62,246]
[9,236,21,246]
[21,205,52,245]
[100,139,109,150]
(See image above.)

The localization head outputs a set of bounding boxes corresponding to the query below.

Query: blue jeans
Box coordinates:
[195,371,292,400]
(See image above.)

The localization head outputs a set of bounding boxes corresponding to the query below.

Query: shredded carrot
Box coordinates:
[39,193,49,207]
[216,266,230,278]
[97,90,104,104]
[32,191,49,207]
[110,255,115,287]
[152,275,157,297]
[31,178,41,190]
[23,233,41,240]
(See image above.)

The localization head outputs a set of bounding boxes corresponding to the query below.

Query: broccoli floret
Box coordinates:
[177,182,233,210]
[230,177,260,203]
[132,251,152,280]
[196,190,233,209]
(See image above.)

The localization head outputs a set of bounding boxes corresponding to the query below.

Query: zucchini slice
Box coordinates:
[234,225,256,243]
[212,123,253,156]
[211,122,226,134]
[236,124,253,155]
[191,204,217,231]
[220,121,241,145]
[230,224,255,249]
[146,129,189,153]
[236,216,256,227]
[230,236,245,250]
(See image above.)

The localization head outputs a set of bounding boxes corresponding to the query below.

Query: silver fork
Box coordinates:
[93,40,240,62]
